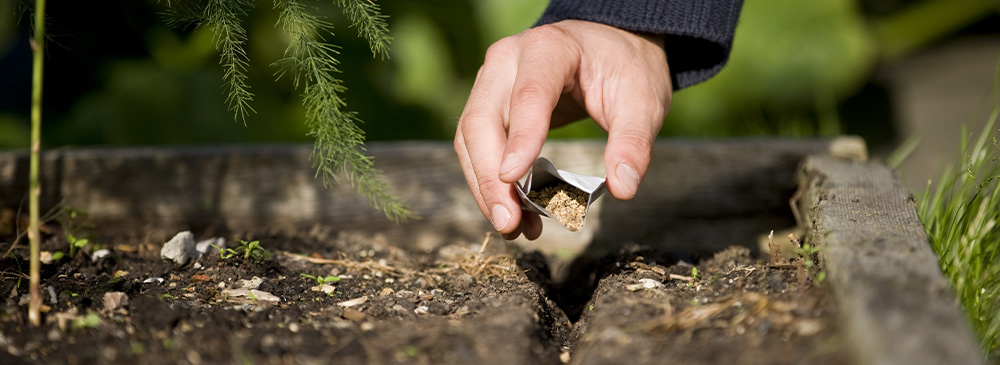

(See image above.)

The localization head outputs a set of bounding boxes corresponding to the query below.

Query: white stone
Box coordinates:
[236,276,263,290]
[160,231,197,265]
[91,249,111,262]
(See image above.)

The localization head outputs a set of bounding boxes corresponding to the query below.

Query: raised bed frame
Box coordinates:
[0,138,984,364]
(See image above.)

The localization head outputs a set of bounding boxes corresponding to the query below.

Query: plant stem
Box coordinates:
[28,0,47,327]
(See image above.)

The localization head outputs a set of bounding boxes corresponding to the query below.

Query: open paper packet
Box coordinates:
[515,158,608,232]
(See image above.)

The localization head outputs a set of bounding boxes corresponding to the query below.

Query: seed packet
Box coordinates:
[515,158,607,232]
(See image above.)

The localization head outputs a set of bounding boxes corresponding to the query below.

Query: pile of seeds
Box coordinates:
[527,182,589,231]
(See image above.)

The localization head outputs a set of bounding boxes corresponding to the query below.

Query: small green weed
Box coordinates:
[793,243,826,284]
[54,207,100,260]
[212,240,271,262]
[793,243,820,269]
[691,267,700,280]
[70,312,100,330]
[130,341,146,355]
[301,273,341,285]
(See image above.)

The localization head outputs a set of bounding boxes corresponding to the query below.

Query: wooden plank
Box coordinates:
[583,138,832,258]
[1,139,832,253]
[796,155,983,365]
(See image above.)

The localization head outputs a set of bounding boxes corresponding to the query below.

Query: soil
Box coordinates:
[527,183,589,232]
[0,215,849,364]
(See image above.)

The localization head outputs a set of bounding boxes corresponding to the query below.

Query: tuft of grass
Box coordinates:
[916,100,1000,358]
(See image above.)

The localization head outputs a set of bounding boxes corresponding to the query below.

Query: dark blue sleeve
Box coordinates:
[535,0,744,90]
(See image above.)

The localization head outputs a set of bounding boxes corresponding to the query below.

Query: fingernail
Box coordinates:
[491,204,512,231]
[499,153,519,176]
[616,162,639,196]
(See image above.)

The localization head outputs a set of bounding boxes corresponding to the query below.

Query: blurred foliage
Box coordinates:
[663,0,875,137]
[0,0,997,149]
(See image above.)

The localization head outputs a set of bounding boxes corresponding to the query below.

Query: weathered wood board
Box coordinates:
[796,155,984,365]
[1,139,833,254]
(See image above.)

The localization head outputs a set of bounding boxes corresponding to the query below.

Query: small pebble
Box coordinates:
[190,274,211,283]
[160,231,197,266]
[91,249,111,262]
[560,351,571,364]
[47,329,61,342]
[103,292,129,311]
[338,296,368,308]
[343,308,367,322]
[237,277,263,290]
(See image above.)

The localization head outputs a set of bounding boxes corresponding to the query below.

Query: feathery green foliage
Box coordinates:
[164,0,257,123]
[916,91,1000,358]
[162,0,413,222]
[334,0,391,59]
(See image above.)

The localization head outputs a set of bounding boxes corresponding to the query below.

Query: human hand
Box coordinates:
[454,20,673,240]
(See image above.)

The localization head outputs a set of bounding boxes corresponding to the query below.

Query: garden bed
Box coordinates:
[0,139,982,364]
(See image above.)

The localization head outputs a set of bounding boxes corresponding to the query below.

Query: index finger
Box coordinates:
[498,27,581,183]
[457,49,525,234]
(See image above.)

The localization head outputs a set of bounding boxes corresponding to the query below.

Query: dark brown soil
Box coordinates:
[1,217,848,364]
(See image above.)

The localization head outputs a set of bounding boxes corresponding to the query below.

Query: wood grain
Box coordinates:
[797,155,983,365]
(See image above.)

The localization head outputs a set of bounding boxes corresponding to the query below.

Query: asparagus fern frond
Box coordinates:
[334,0,392,59]
[163,0,413,222]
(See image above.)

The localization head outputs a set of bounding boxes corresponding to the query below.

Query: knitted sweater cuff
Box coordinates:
[536,0,743,90]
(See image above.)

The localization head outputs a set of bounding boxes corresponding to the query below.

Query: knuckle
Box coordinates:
[505,128,543,149]
[520,25,567,46]
[475,178,504,201]
[459,109,494,132]
[510,83,548,107]
[645,102,666,122]
[484,37,517,64]
[453,133,464,154]
[612,128,654,152]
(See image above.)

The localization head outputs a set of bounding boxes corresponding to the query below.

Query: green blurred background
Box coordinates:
[0,0,998,155]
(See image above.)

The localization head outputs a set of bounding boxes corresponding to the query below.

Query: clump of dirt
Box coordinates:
[528,182,588,231]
